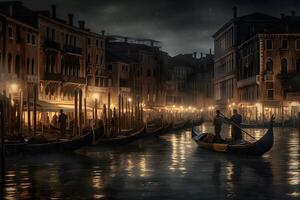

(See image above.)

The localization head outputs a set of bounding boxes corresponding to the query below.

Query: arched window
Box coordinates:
[281,58,287,74]
[266,58,273,73]
[8,54,12,73]
[27,58,30,74]
[15,55,20,77]
[46,54,50,73]
[296,59,300,73]
[31,58,35,75]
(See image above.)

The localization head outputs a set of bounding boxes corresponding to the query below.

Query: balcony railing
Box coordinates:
[44,73,85,84]
[44,40,60,50]
[63,45,82,55]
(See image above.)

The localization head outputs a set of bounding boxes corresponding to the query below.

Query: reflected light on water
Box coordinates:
[287,134,300,197]
[168,133,187,175]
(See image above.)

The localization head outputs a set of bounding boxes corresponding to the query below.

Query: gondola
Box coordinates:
[191,121,274,156]
[5,129,94,155]
[146,122,164,136]
[94,126,146,145]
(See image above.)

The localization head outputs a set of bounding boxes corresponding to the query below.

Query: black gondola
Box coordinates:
[94,126,146,145]
[191,122,274,156]
[5,130,94,155]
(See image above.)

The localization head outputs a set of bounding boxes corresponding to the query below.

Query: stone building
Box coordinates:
[106,36,166,108]
[0,2,39,130]
[166,52,214,109]
[213,7,284,112]
[216,7,300,121]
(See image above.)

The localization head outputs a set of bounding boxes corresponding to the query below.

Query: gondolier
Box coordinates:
[230,109,242,143]
[213,110,223,141]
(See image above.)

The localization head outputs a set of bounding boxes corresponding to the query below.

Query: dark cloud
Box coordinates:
[8,0,300,55]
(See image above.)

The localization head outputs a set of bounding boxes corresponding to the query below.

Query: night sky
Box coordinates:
[9,0,300,55]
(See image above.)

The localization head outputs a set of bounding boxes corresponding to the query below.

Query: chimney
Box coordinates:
[78,20,85,29]
[209,48,212,54]
[193,52,197,58]
[68,13,74,26]
[281,13,285,19]
[291,10,296,17]
[101,30,105,36]
[51,5,56,18]
[233,6,237,18]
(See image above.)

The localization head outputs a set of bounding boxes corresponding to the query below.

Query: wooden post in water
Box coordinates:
[95,98,98,128]
[297,112,300,134]
[79,90,82,135]
[27,88,31,135]
[107,92,111,136]
[118,94,121,135]
[131,99,133,129]
[0,98,5,187]
[33,84,37,136]
[137,97,140,128]
[19,91,23,136]
[121,95,124,130]
[74,90,78,136]
[84,97,87,126]
[8,94,12,136]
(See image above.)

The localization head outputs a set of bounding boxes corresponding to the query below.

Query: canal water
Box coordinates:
[2,123,300,200]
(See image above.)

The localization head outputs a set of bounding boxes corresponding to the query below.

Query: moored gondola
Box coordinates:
[191,122,274,156]
[146,123,164,136]
[5,129,94,155]
[94,126,146,145]
[172,119,188,131]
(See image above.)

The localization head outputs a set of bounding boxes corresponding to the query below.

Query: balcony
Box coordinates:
[264,74,274,82]
[63,45,82,55]
[63,76,86,84]
[44,40,60,50]
[24,75,39,83]
[237,76,259,88]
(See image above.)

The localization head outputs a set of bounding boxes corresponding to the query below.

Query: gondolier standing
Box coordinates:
[213,110,223,141]
[230,109,242,143]
[59,109,67,138]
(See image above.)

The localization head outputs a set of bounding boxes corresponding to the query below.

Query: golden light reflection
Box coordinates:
[139,155,149,177]
[168,133,187,174]
[287,135,300,186]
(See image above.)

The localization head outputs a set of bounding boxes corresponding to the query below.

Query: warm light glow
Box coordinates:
[172,105,176,108]
[188,106,191,110]
[10,83,19,93]
[93,93,99,101]
[200,109,203,112]
[128,98,132,102]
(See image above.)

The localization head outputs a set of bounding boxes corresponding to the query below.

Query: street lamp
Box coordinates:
[128,97,132,103]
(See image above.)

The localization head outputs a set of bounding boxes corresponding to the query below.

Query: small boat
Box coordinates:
[146,123,164,136]
[191,122,274,156]
[94,126,146,145]
[5,130,94,155]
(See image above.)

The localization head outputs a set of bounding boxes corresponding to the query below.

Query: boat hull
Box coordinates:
[192,126,273,156]
[5,130,94,155]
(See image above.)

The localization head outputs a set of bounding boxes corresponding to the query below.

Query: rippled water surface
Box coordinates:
[2,123,300,199]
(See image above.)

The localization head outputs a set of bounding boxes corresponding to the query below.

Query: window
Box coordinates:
[27,33,30,43]
[281,39,288,49]
[8,26,13,38]
[96,39,99,47]
[296,59,300,73]
[96,55,99,64]
[31,58,35,74]
[16,29,21,42]
[108,64,112,70]
[267,90,274,100]
[27,58,30,74]
[15,55,20,77]
[87,38,91,46]
[266,39,272,50]
[147,69,151,77]
[281,58,287,74]
[87,54,90,64]
[32,34,36,45]
[296,39,300,50]
[8,54,12,73]
[266,58,273,73]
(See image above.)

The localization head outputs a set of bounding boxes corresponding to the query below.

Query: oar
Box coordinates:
[219,113,257,141]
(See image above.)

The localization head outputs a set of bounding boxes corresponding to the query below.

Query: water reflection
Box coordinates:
[2,123,300,200]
